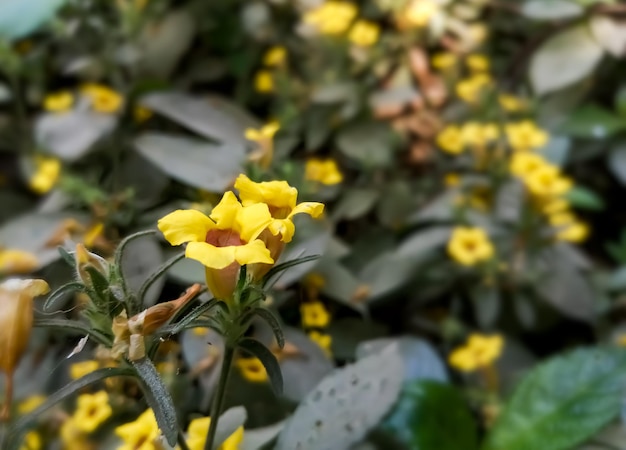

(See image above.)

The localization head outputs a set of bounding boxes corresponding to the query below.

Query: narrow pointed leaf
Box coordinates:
[238,338,283,395]
[263,255,320,287]
[43,282,84,311]
[253,307,285,349]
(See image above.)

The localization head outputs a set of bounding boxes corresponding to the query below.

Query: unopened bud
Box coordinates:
[74,244,110,286]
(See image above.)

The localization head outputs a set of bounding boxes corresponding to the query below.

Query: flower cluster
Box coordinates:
[449,333,504,373]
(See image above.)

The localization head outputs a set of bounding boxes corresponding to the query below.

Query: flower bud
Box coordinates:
[74,243,110,287]
[0,278,50,420]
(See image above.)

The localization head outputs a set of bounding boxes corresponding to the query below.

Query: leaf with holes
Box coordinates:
[275,344,404,450]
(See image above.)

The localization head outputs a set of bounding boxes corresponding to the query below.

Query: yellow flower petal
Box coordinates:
[288,202,325,220]
[235,202,273,242]
[235,174,297,210]
[157,209,215,245]
[210,191,243,231]
[186,242,237,270]
[233,239,273,265]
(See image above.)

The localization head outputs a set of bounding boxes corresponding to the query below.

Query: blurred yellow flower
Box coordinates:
[348,20,380,47]
[43,91,73,113]
[505,120,548,151]
[236,357,268,383]
[305,158,343,185]
[134,105,152,123]
[431,52,456,70]
[263,46,287,67]
[18,395,46,415]
[540,197,569,215]
[498,94,526,113]
[456,73,492,103]
[81,84,124,114]
[447,227,494,266]
[83,222,105,248]
[309,331,332,357]
[115,409,160,450]
[60,418,93,450]
[444,173,460,187]
[29,155,61,195]
[185,417,244,450]
[301,301,330,328]
[405,0,437,27]
[303,1,357,35]
[20,431,41,450]
[70,360,99,380]
[246,121,280,169]
[509,152,547,178]
[524,165,572,198]
[254,70,274,93]
[73,391,112,433]
[436,125,464,154]
[466,54,489,72]
[449,333,504,372]
[549,213,589,243]
[0,249,38,275]
[461,122,499,148]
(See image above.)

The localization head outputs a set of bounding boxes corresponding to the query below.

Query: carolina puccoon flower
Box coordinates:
[246,121,280,169]
[308,331,332,357]
[0,249,39,275]
[185,416,244,450]
[43,91,74,113]
[254,70,274,93]
[447,227,495,267]
[449,333,504,372]
[70,360,100,380]
[348,20,380,47]
[549,213,589,243]
[540,197,569,216]
[158,191,274,300]
[524,165,572,198]
[466,54,490,72]
[301,301,331,328]
[455,73,492,103]
[263,46,287,67]
[80,84,124,114]
[431,52,456,70]
[505,120,549,151]
[509,152,547,178]
[405,0,437,27]
[0,279,50,419]
[60,418,93,450]
[20,431,41,450]
[498,94,526,113]
[436,125,464,154]
[304,158,343,185]
[72,391,112,433]
[461,122,499,148]
[18,395,46,415]
[115,409,160,450]
[303,1,357,35]
[29,155,61,195]
[236,357,268,383]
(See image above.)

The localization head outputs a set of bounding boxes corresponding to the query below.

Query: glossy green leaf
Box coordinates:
[337,121,395,167]
[559,105,625,139]
[0,0,66,41]
[483,347,626,450]
[564,186,605,211]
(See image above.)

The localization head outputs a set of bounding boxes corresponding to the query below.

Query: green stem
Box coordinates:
[204,344,235,450]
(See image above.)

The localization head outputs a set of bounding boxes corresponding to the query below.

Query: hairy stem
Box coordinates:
[203,344,235,450]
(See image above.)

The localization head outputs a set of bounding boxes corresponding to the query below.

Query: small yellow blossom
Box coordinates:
[134,105,153,123]
[549,213,589,243]
[115,409,160,450]
[524,165,572,198]
[466,54,489,72]
[509,152,547,178]
[540,198,569,215]
[405,0,437,27]
[254,70,274,93]
[447,227,495,266]
[20,431,41,450]
[304,158,343,185]
[309,331,332,357]
[461,122,499,148]
[185,416,244,450]
[505,120,549,151]
[43,91,73,113]
[246,121,280,169]
[263,46,287,67]
[498,94,526,112]
[29,155,61,195]
[192,327,208,336]
[449,333,504,372]
[0,249,39,275]
[444,173,461,187]
[81,84,124,114]
[301,301,331,328]
[303,2,357,35]
[60,418,93,450]
[236,357,268,383]
[70,360,99,380]
[455,73,492,103]
[18,395,46,415]
[348,20,380,47]
[72,391,112,433]
[436,125,464,154]
[468,23,489,46]
[431,52,456,70]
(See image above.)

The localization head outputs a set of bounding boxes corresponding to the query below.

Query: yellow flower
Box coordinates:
[20,431,41,450]
[436,125,464,154]
[0,249,39,275]
[29,155,61,194]
[158,191,274,300]
[549,213,589,243]
[43,91,73,113]
[498,94,526,112]
[468,23,489,46]
[509,152,547,178]
[236,357,268,383]
[115,409,160,450]
[134,105,153,123]
[0,279,49,420]
[505,120,549,151]
[405,0,437,27]
[72,391,112,433]
[309,331,332,357]
[466,54,489,72]
[449,333,504,372]
[461,122,499,148]
[444,173,460,187]
[303,2,357,35]
[18,395,46,415]
[301,301,330,328]
[431,52,456,70]
[246,121,280,169]
[254,70,274,93]
[83,222,105,248]
[263,46,287,67]
[447,227,495,267]
[524,165,572,198]
[455,73,492,103]
[234,174,325,244]
[540,197,569,215]
[185,417,244,450]
[304,158,343,185]
[80,84,124,114]
[70,360,99,380]
[348,20,380,47]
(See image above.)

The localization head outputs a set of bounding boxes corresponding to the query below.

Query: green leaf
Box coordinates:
[559,105,626,139]
[131,358,179,446]
[469,285,501,328]
[238,338,283,395]
[58,246,76,268]
[43,282,84,312]
[263,254,321,288]
[483,347,626,450]
[381,381,478,450]
[5,367,133,450]
[251,307,285,349]
[33,318,112,346]
[564,186,605,210]
[521,0,583,20]
[160,298,219,336]
[590,15,626,58]
[337,121,395,167]
[214,406,248,448]
[530,25,605,96]
[332,188,380,221]
[0,0,66,41]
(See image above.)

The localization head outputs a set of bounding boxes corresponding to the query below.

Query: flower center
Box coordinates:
[205,229,245,247]
[268,205,291,219]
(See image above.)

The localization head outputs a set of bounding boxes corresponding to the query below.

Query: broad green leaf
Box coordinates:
[521,0,583,20]
[483,347,626,450]
[134,132,245,192]
[559,105,625,139]
[337,121,395,167]
[241,421,285,450]
[381,381,478,450]
[530,25,604,96]
[238,338,283,395]
[327,318,388,361]
[564,186,605,210]
[397,226,452,262]
[541,136,571,166]
[470,285,501,328]
[590,15,626,58]
[332,188,380,221]
[0,0,66,41]
[214,406,248,448]
[276,344,404,450]
[358,252,417,301]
